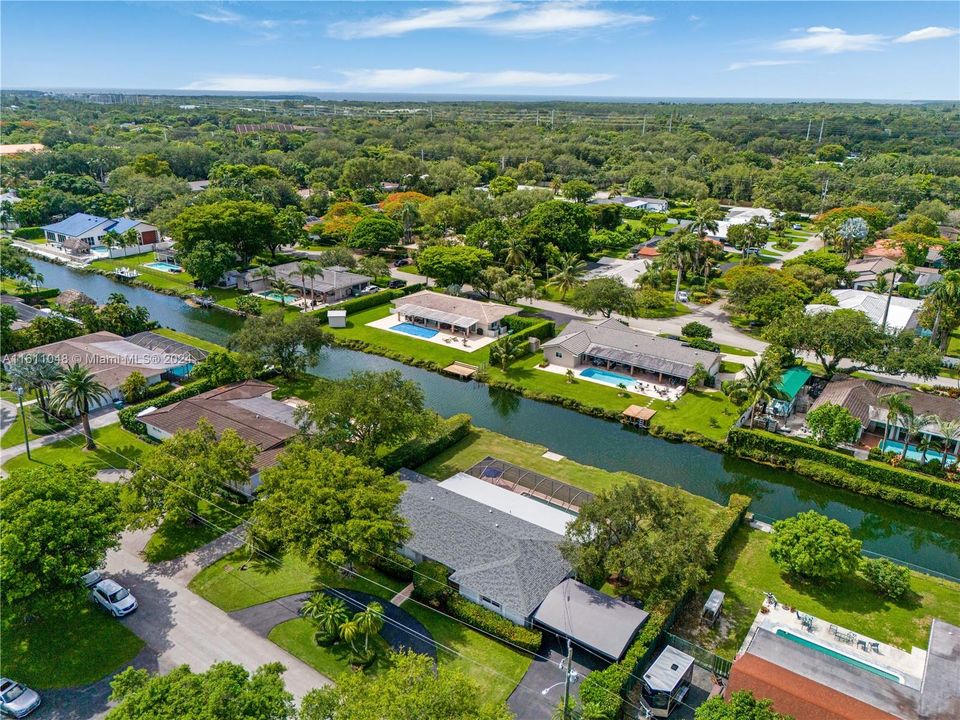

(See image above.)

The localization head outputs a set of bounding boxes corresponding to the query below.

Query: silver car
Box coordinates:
[91,579,137,617]
[0,679,40,718]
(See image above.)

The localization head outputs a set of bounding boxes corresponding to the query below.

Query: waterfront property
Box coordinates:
[41,213,160,255]
[379,290,519,344]
[541,319,721,397]
[808,379,960,463]
[768,367,814,417]
[139,379,299,496]
[5,331,191,409]
[806,289,923,333]
[727,600,960,720]
[235,263,371,307]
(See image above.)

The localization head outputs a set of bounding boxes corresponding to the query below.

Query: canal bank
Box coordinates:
[27,258,960,576]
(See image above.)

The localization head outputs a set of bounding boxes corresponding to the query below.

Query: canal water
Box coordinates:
[30,259,960,576]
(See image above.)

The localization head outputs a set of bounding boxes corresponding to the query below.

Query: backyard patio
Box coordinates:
[536,362,686,401]
[366,313,500,351]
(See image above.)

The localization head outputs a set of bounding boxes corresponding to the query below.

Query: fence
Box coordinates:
[663,632,733,679]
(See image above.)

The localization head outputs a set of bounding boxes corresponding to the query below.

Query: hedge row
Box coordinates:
[12,226,44,240]
[728,429,960,505]
[311,283,425,323]
[445,594,543,653]
[16,287,60,303]
[378,413,472,473]
[505,318,556,344]
[369,550,416,583]
[118,377,220,434]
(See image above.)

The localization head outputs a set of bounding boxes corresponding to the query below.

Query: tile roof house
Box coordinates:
[805,289,923,333]
[236,263,371,304]
[41,213,160,254]
[397,468,571,625]
[542,318,721,382]
[139,380,299,496]
[846,257,897,289]
[6,332,190,409]
[391,290,520,337]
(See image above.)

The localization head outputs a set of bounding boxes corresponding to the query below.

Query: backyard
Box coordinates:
[1,422,153,473]
[673,527,960,659]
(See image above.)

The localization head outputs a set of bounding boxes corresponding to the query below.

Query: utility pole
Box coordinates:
[562,639,573,720]
[536,109,540,126]
[820,177,830,214]
[817,118,825,144]
[501,155,506,171]
[805,118,812,141]
[15,386,30,460]
[550,109,555,129]
[420,148,424,162]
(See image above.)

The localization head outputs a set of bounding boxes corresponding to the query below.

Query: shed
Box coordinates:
[769,366,812,417]
[702,589,724,626]
[532,578,649,661]
[327,309,347,328]
[642,645,695,717]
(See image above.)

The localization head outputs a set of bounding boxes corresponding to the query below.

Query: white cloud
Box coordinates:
[776,26,886,54]
[194,9,243,25]
[894,26,959,44]
[182,75,335,93]
[193,6,299,43]
[185,68,613,93]
[727,59,807,71]
[329,1,650,39]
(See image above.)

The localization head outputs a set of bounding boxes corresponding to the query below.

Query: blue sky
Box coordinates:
[2,1,958,100]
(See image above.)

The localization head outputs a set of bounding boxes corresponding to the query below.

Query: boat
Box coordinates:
[113,267,140,279]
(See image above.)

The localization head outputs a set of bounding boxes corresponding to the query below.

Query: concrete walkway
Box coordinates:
[0,407,119,463]
[390,582,414,607]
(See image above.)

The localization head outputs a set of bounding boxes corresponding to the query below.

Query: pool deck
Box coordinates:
[365,314,498,351]
[740,601,926,689]
[537,363,685,401]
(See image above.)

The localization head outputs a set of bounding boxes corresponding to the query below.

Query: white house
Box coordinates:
[805,289,923,333]
[41,213,160,255]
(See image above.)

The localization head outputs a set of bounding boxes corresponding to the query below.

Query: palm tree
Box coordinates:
[255,265,275,290]
[51,364,109,450]
[503,236,528,270]
[355,601,385,653]
[879,261,913,332]
[933,418,960,463]
[298,260,320,307]
[271,278,295,307]
[690,199,723,239]
[399,201,420,243]
[339,618,361,653]
[311,595,350,642]
[729,360,787,428]
[878,392,913,447]
[900,413,933,461]
[926,270,960,349]
[547,252,587,300]
[658,231,700,303]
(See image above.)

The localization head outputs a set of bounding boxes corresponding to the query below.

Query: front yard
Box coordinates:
[1,422,153,473]
[673,527,960,659]
[142,499,253,562]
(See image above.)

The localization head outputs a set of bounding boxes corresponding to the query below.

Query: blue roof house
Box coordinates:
[42,213,160,255]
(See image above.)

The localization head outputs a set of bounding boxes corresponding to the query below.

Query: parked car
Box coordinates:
[387,279,407,289]
[91,579,137,617]
[676,291,689,302]
[394,258,412,267]
[791,223,803,230]
[81,569,103,588]
[0,679,40,718]
[359,284,379,296]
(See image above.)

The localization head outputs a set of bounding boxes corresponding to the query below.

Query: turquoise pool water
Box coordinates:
[880,440,957,466]
[90,246,110,256]
[145,262,183,273]
[257,290,298,304]
[392,322,438,339]
[581,367,635,386]
[774,629,901,683]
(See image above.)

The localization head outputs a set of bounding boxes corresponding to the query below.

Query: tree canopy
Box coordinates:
[569,277,637,318]
[228,311,330,378]
[416,245,493,288]
[770,511,863,581]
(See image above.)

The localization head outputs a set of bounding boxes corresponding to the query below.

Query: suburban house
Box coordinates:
[236,263,371,304]
[397,467,572,626]
[5,331,194,409]
[0,143,45,155]
[863,240,945,268]
[542,319,722,384]
[807,379,960,461]
[391,290,520,337]
[846,257,897,290]
[714,206,775,240]
[728,602,960,720]
[805,289,923,333]
[138,379,299,497]
[0,294,73,330]
[41,213,160,254]
[589,195,668,212]
[583,256,650,286]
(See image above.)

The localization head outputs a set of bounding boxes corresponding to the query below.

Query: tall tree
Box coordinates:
[228,311,330,378]
[569,277,637,318]
[727,359,786,428]
[547,251,587,300]
[770,511,862,581]
[51,364,109,450]
[416,245,492,288]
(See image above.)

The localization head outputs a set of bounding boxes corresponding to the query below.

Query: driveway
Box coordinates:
[508,634,605,720]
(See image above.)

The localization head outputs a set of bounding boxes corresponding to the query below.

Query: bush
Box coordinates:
[312,284,425,323]
[15,287,59,304]
[682,321,712,339]
[369,549,416,582]
[445,595,542,653]
[412,560,452,605]
[118,377,219,434]
[235,294,262,316]
[862,558,911,600]
[501,316,555,344]
[12,226,44,240]
[686,337,720,352]
[378,413,472,474]
[120,371,149,403]
[770,511,862,580]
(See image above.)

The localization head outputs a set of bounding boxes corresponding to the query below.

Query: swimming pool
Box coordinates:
[391,322,438,339]
[774,628,901,683]
[880,440,957,466]
[90,246,111,257]
[580,367,635,387]
[144,262,184,273]
[256,290,298,304]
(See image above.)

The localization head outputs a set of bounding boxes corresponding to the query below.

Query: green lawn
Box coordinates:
[401,600,532,704]
[142,499,253,562]
[189,549,406,612]
[947,330,960,358]
[269,619,393,679]
[1,601,144,688]
[153,327,230,355]
[656,334,757,357]
[2,422,153,473]
[720,360,745,374]
[0,404,72,449]
[674,527,960,659]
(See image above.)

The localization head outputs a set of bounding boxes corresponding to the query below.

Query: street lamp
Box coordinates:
[13,385,30,460]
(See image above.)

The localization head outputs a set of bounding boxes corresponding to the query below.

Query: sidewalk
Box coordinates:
[0,406,119,464]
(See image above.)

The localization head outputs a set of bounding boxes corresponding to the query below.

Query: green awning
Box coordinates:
[776,367,812,400]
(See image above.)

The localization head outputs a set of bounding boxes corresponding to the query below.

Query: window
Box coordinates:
[555,352,563,358]
[480,595,501,609]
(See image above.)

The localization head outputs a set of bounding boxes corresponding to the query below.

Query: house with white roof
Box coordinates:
[41,213,160,255]
[805,289,923,333]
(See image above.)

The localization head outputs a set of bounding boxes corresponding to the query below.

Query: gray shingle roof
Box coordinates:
[543,319,721,379]
[398,469,571,618]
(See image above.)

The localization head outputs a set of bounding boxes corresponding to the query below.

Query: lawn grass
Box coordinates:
[947,330,960,358]
[1,422,153,473]
[153,327,230,355]
[269,619,392,679]
[1,601,144,688]
[656,334,757,357]
[674,527,960,659]
[142,499,253,562]
[0,404,72,449]
[720,360,745,374]
[401,600,532,704]
[188,549,406,612]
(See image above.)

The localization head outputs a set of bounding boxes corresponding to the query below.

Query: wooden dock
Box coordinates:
[443,361,479,379]
[621,404,656,428]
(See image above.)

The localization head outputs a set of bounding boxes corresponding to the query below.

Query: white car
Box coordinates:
[91,579,138,617]
[676,291,689,302]
[81,569,103,588]
[0,679,40,718]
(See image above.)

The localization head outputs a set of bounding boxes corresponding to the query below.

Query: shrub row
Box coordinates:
[728,429,960,505]
[12,226,44,240]
[134,380,173,403]
[505,317,556,344]
[445,594,543,653]
[118,377,220,434]
[16,287,60,304]
[369,550,416,583]
[378,413,472,474]
[311,283,425,323]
